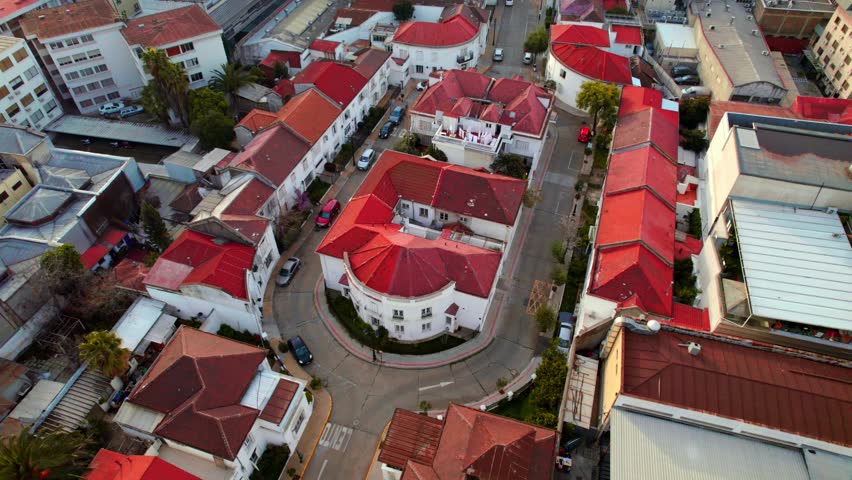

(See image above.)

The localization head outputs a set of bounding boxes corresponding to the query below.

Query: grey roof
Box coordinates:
[146,175,194,230]
[0,237,51,267]
[38,149,126,193]
[243,0,336,50]
[692,0,783,88]
[1,187,92,243]
[0,125,45,155]
[236,83,277,103]
[44,115,196,148]
[163,150,204,169]
[609,409,819,480]
[730,198,852,331]
[732,123,852,192]
[4,187,74,224]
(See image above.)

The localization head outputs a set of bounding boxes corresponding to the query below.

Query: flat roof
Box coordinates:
[610,409,816,480]
[654,23,696,50]
[0,124,45,155]
[757,0,835,13]
[692,0,783,88]
[244,0,335,50]
[112,297,167,353]
[730,198,852,330]
[8,380,64,423]
[45,115,196,148]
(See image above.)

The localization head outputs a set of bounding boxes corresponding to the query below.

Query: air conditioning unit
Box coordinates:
[687,342,702,356]
[747,15,753,20]
[827,207,838,214]
[718,44,725,48]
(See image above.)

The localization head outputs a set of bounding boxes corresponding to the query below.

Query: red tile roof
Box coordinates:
[121,5,220,48]
[292,61,368,107]
[310,39,339,54]
[112,258,149,293]
[550,24,610,47]
[0,0,42,22]
[86,449,200,480]
[20,0,118,40]
[386,404,557,480]
[379,409,444,469]
[790,96,852,125]
[206,178,275,243]
[351,48,392,80]
[611,25,641,45]
[128,327,266,460]
[236,110,278,133]
[144,230,256,300]
[334,7,378,27]
[674,233,702,260]
[259,378,300,424]
[393,14,479,47]
[604,147,677,208]
[595,190,675,264]
[260,50,302,70]
[228,124,311,185]
[317,152,525,298]
[668,303,710,331]
[591,244,673,316]
[81,227,128,269]
[708,100,800,137]
[613,107,680,161]
[273,79,295,99]
[619,328,852,446]
[550,44,632,84]
[618,85,678,123]
[275,88,341,142]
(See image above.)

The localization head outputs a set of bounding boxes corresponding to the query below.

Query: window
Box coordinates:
[401,202,409,210]
[34,84,47,97]
[101,78,115,87]
[12,48,26,62]
[0,86,8,100]
[421,307,432,318]
[94,64,108,73]
[183,57,199,68]
[65,71,80,80]
[80,34,94,43]
[292,412,305,433]
[560,69,566,78]
[0,57,11,71]
[189,72,203,82]
[393,309,404,319]
[250,450,259,464]
[439,212,449,221]
[93,95,107,104]
[44,99,58,113]
[418,207,428,217]
[244,433,254,448]
[846,55,851,66]
[459,216,468,223]
[86,82,100,91]
[10,76,23,90]
[72,86,86,95]
[57,56,73,66]
[30,110,44,123]
[79,99,94,108]
[64,37,80,47]
[445,315,453,326]
[843,25,849,34]
[371,317,381,326]
[87,49,101,59]
[832,40,839,49]
[23,66,38,80]
[0,191,8,203]
[107,91,120,100]
[6,104,20,117]
[422,322,431,332]
[48,41,64,50]
[11,181,22,190]
[264,252,273,267]
[72,52,87,63]
[415,65,424,73]
[179,42,195,53]
[394,324,405,334]
[20,94,33,107]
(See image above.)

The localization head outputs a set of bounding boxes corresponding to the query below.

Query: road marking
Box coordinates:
[418,381,454,392]
[318,423,353,452]
[316,460,328,480]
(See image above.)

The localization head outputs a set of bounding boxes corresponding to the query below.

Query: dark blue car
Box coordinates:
[287,336,313,366]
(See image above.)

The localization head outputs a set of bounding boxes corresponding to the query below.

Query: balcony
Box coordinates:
[457,52,474,64]
[433,126,505,154]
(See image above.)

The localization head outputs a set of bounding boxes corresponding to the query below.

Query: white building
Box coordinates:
[317,151,526,342]
[409,69,554,177]
[115,326,313,480]
[0,35,62,129]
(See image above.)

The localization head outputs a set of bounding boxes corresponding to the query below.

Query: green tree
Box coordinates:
[272,61,289,80]
[393,132,420,155]
[524,26,549,61]
[419,400,432,414]
[680,128,708,153]
[534,305,557,332]
[141,201,171,252]
[425,144,448,162]
[392,0,414,21]
[522,188,541,208]
[79,330,130,378]
[210,63,261,109]
[688,208,702,237]
[551,268,568,286]
[490,153,528,179]
[140,48,189,126]
[576,81,620,134]
[188,87,228,121]
[524,410,558,428]
[679,96,710,129]
[40,244,85,295]
[191,109,236,150]
[0,429,92,479]
[528,341,568,413]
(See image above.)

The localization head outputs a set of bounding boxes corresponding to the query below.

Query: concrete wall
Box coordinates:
[0,169,31,227]
[546,52,598,108]
[693,19,735,102]
[147,285,256,333]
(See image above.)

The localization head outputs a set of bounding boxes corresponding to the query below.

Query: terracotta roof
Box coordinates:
[236,110,278,133]
[143,230,256,300]
[591,244,673,316]
[0,0,42,23]
[611,25,641,45]
[351,48,391,80]
[668,303,710,331]
[388,404,557,480]
[274,88,341,143]
[112,258,149,293]
[273,79,295,99]
[310,39,339,53]
[550,24,610,47]
[674,233,702,260]
[259,378,300,424]
[613,107,680,160]
[334,7,377,27]
[790,96,852,125]
[292,61,367,107]
[445,303,459,315]
[128,327,266,459]
[317,152,525,298]
[86,449,200,480]
[260,50,302,70]
[228,124,311,185]
[20,0,119,40]
[619,328,852,446]
[604,146,677,208]
[379,409,444,469]
[596,189,675,264]
[121,5,219,48]
[550,44,632,84]
[393,13,480,47]
[208,178,274,243]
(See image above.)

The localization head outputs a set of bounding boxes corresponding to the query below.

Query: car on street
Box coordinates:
[98,102,125,115]
[523,52,532,64]
[556,312,576,354]
[119,105,144,118]
[389,105,406,125]
[287,335,313,365]
[379,121,395,138]
[674,75,700,85]
[493,48,504,61]
[506,0,513,5]
[671,64,698,76]
[315,198,341,228]
[357,148,376,170]
[416,81,428,91]
[577,126,591,142]
[276,257,301,287]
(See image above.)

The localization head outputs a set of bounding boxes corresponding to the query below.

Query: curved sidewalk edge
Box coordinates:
[313,275,502,369]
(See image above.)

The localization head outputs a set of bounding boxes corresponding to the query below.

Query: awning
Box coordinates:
[81,244,110,269]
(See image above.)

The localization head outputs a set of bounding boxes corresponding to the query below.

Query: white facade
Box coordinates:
[392,28,488,80]
[127,30,227,90]
[546,50,630,109]
[0,36,62,129]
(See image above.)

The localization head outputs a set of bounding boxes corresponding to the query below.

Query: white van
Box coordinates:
[681,86,711,97]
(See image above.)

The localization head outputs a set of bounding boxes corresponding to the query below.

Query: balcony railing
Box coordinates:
[433,127,505,154]
[456,52,474,64]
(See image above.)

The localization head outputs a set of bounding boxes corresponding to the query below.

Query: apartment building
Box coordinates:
[108,0,140,19]
[0,168,31,227]
[754,0,836,39]
[0,35,61,129]
[810,7,852,99]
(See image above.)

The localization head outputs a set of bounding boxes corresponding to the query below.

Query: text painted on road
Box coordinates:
[318,423,353,452]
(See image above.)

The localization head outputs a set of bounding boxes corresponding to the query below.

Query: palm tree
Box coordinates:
[79,330,130,378]
[209,63,261,109]
[0,429,92,479]
[140,48,189,126]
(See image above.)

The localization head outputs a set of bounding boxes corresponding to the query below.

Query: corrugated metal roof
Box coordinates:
[610,409,812,480]
[563,355,598,429]
[730,199,852,330]
[112,297,168,353]
[45,115,196,148]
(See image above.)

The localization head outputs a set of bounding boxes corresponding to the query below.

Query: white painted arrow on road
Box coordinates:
[418,381,454,392]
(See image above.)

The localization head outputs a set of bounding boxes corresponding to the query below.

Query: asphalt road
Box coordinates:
[489,0,546,79]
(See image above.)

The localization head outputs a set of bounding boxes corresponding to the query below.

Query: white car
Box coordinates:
[416,81,428,91]
[506,0,513,5]
[119,105,144,118]
[276,257,301,287]
[523,52,533,64]
[357,148,376,170]
[493,48,504,62]
[98,102,125,115]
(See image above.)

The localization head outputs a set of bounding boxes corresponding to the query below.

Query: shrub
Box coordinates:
[674,258,699,304]
[688,208,702,237]
[217,324,262,346]
[277,342,289,353]
[680,129,708,153]
[523,188,541,208]
[524,409,558,428]
[419,400,432,414]
[534,305,557,332]
[496,377,508,393]
[679,96,710,129]
[551,240,566,263]
[304,389,313,404]
[249,445,291,480]
[310,377,323,390]
[551,268,568,286]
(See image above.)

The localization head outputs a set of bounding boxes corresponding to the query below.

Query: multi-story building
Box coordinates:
[0,168,31,227]
[0,35,61,129]
[754,0,836,39]
[317,151,526,342]
[108,0,141,19]
[809,7,852,99]
[410,69,554,177]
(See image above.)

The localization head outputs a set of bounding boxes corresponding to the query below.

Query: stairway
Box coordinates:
[41,368,111,433]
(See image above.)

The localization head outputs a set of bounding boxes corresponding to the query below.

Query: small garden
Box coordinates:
[673,258,699,305]
[217,324,263,346]
[306,179,331,204]
[250,444,291,480]
[560,197,597,312]
[493,341,567,429]
[326,292,465,355]
[275,202,312,252]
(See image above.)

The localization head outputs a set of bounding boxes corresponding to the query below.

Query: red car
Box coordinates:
[315,198,341,228]
[577,126,591,143]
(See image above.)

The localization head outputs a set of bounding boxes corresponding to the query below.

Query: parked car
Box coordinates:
[98,102,125,115]
[357,148,376,170]
[119,105,144,118]
[379,121,395,139]
[577,125,591,142]
[506,0,513,5]
[416,81,428,91]
[109,141,133,149]
[681,86,712,97]
[556,312,576,354]
[389,105,406,125]
[674,75,700,85]
[315,198,341,228]
[276,257,301,287]
[523,52,532,64]
[287,336,313,366]
[493,48,504,62]
[671,64,697,76]
[80,138,92,145]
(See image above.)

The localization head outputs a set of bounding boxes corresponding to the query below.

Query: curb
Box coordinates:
[297,392,333,479]
[363,420,392,480]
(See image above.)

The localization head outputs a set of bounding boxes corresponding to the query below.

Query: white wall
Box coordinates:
[392,24,487,80]
[547,51,595,108]
[0,37,62,129]
[130,31,227,90]
[147,285,256,332]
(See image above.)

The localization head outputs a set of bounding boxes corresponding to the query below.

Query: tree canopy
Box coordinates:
[490,154,528,179]
[187,88,235,150]
[576,81,620,133]
[0,429,93,480]
[425,144,448,162]
[139,48,189,126]
[141,201,171,252]
[79,330,130,378]
[524,26,549,57]
[210,63,261,109]
[680,128,708,153]
[679,96,710,129]
[393,132,421,155]
[40,244,84,295]
[392,0,414,21]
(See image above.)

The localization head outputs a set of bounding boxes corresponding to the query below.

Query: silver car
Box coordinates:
[493,48,504,62]
[276,257,301,286]
[357,148,376,170]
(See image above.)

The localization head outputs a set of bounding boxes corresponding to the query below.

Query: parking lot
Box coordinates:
[50,133,179,164]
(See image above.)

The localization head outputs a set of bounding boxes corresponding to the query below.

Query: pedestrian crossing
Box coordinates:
[318,423,353,452]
